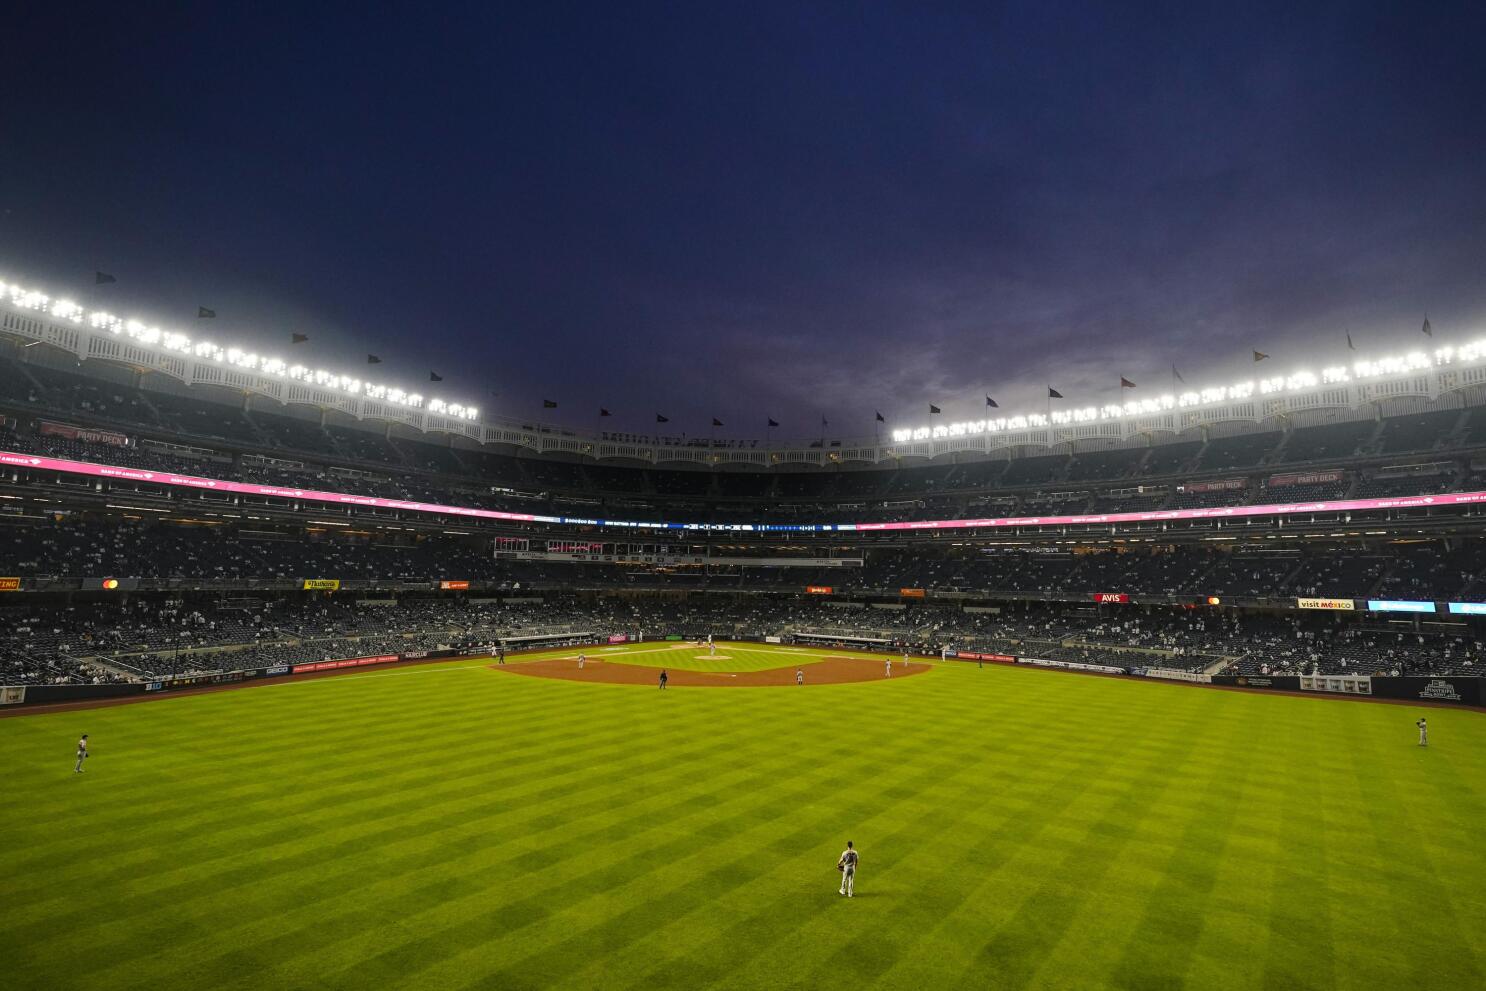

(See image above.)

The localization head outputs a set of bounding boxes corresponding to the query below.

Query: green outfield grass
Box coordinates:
[2,642,1483,991]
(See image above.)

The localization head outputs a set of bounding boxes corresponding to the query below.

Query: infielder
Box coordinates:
[796,667,804,685]
[75,734,88,773]
[837,841,859,897]
[1417,717,1428,747]
[885,657,892,678]
[578,653,585,670]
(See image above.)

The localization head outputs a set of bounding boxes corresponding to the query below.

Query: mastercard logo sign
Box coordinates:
[101,578,120,590]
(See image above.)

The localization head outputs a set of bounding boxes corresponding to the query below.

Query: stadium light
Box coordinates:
[0,274,483,421]
[890,337,1486,443]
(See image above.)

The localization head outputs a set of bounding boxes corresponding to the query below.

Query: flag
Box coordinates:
[768,417,779,428]
[1346,332,1355,351]
[1253,350,1269,362]
[656,413,669,423]
[1120,377,1136,389]
[197,306,215,319]
[986,396,998,408]
[712,417,723,427]
[367,354,383,364]
[94,271,116,285]
[875,411,885,422]
[291,333,309,344]
[821,415,829,427]
[1422,316,1432,337]
[1048,387,1063,399]
[929,404,941,415]
[429,371,443,382]
[543,399,557,408]
[600,408,612,417]
[1172,364,1186,385]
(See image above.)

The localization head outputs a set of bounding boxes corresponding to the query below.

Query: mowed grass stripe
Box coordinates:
[98,703,853,991]
[5,677,768,945]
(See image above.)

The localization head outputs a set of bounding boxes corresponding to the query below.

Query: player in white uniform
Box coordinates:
[837,841,859,896]
[885,657,892,678]
[1417,718,1428,747]
[796,668,804,685]
[75,734,88,773]
[709,636,716,656]
[578,654,585,670]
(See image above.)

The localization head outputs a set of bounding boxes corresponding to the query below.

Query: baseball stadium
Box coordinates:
[1,273,1483,991]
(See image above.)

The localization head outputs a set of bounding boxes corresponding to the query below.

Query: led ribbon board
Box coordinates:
[5,450,1486,533]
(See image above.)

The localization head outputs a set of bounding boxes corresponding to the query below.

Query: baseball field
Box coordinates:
[2,641,1483,991]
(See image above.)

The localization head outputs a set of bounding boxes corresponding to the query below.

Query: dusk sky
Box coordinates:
[2,2,1484,440]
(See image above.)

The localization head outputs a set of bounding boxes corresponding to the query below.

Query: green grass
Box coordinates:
[1,642,1483,991]
[598,641,846,672]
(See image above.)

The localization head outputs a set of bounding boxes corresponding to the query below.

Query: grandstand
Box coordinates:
[2,272,1485,703]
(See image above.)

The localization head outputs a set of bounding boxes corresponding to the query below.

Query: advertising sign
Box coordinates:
[1093,593,1130,604]
[1143,668,1213,683]
[1446,602,1486,615]
[607,634,629,644]
[1366,600,1436,614]
[1299,674,1372,695]
[439,580,470,590]
[1268,470,1344,487]
[0,577,20,591]
[292,654,398,673]
[302,579,341,591]
[805,585,834,595]
[899,588,926,599]
[1296,598,1355,610]
[953,651,1016,663]
[1017,657,1126,675]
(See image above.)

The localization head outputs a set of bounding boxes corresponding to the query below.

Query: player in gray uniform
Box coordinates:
[837,841,859,897]
[74,734,88,773]
[1417,718,1428,747]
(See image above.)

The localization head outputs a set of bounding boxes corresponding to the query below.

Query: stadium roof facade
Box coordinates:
[5,272,1486,470]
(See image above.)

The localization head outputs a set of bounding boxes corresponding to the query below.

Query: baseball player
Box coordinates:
[796,667,804,685]
[578,653,585,670]
[74,734,88,773]
[659,669,668,690]
[885,657,892,678]
[1417,717,1428,747]
[709,637,717,656]
[901,648,909,667]
[837,841,859,897]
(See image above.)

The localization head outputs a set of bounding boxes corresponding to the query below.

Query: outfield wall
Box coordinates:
[4,639,1483,710]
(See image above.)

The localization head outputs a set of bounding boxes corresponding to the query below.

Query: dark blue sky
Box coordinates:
[2,2,1483,439]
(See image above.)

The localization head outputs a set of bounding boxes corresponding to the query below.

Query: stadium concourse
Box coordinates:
[1,317,1486,706]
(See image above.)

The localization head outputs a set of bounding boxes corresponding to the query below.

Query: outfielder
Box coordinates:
[74,734,88,773]
[837,841,859,897]
[1417,717,1428,747]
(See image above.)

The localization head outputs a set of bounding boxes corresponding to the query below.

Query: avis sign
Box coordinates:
[1092,593,1130,604]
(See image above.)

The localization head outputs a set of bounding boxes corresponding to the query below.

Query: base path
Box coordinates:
[497,655,933,687]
